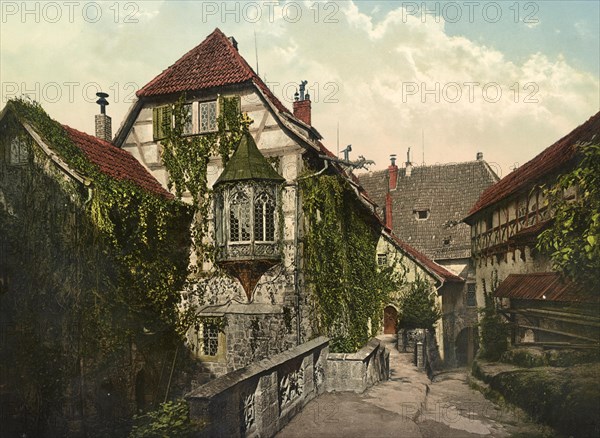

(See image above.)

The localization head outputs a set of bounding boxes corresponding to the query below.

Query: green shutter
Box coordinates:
[153,105,173,140]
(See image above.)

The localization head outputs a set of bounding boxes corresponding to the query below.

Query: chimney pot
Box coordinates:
[477,152,483,161]
[95,92,112,142]
[388,155,398,190]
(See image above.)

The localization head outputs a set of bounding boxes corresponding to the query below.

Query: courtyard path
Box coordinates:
[276,335,557,438]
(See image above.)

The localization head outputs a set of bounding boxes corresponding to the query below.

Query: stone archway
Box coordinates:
[383,305,398,334]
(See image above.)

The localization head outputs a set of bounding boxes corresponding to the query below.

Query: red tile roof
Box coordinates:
[386,231,464,283]
[64,126,173,199]
[136,28,290,116]
[467,112,600,218]
[494,272,598,303]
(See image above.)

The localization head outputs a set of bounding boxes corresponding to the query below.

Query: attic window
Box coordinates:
[377,253,388,267]
[443,236,452,246]
[199,100,218,133]
[182,103,193,135]
[414,209,429,220]
[7,136,29,166]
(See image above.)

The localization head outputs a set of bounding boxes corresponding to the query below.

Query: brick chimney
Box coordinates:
[476,152,483,161]
[385,192,393,229]
[293,80,311,126]
[388,154,398,190]
[95,92,112,142]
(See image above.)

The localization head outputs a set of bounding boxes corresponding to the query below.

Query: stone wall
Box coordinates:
[187,337,329,437]
[326,339,390,393]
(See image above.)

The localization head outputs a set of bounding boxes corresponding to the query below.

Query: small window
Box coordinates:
[181,103,193,136]
[443,236,452,246]
[7,136,29,165]
[377,253,388,267]
[466,283,477,307]
[414,209,429,220]
[199,100,218,133]
[194,323,219,357]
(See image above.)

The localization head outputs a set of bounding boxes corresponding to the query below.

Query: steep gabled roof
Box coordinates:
[214,131,284,185]
[467,112,600,219]
[64,126,173,199]
[383,230,464,284]
[136,28,290,115]
[359,160,498,260]
[0,100,172,199]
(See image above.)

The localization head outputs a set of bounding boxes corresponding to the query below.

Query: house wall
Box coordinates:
[121,86,309,376]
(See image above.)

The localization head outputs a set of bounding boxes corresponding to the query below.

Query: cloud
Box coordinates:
[1,0,597,178]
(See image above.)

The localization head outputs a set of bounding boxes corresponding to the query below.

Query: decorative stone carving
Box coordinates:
[240,391,255,433]
[279,367,304,409]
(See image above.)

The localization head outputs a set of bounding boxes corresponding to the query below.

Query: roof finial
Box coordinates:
[241,112,254,131]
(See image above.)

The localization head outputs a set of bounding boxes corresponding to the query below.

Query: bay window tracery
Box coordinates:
[215,182,281,262]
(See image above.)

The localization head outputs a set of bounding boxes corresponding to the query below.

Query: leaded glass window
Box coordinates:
[254,192,275,242]
[230,190,251,242]
[466,283,477,307]
[199,100,217,133]
[200,323,219,356]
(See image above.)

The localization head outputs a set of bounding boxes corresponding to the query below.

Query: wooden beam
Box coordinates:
[517,324,599,343]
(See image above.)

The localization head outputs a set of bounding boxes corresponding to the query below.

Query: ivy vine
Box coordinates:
[300,174,403,352]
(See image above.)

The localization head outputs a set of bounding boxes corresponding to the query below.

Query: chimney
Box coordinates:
[405,147,412,177]
[293,80,311,126]
[385,192,393,229]
[476,152,483,161]
[95,92,112,142]
[228,36,238,51]
[388,154,398,190]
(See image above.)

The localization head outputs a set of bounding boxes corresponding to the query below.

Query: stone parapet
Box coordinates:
[326,338,390,393]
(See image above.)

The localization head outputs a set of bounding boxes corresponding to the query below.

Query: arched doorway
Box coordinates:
[383,306,398,334]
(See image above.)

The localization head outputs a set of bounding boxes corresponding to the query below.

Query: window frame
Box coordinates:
[6,135,30,166]
[466,283,477,307]
[414,209,430,221]
[198,100,218,134]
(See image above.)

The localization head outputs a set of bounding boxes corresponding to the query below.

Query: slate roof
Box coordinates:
[64,126,173,199]
[494,272,598,303]
[359,161,498,260]
[467,112,600,219]
[215,131,284,186]
[136,28,290,116]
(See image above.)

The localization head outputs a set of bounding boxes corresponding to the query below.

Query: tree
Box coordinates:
[537,143,600,293]
[398,276,441,331]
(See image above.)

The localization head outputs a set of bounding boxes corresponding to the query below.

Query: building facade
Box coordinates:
[465,112,600,348]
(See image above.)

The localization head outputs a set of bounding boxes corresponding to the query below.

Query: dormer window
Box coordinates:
[414,209,429,220]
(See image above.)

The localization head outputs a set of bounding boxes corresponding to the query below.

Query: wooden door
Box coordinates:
[383,306,398,334]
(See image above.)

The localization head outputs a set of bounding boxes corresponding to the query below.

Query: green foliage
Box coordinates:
[478,273,509,361]
[161,95,243,270]
[397,275,441,331]
[129,399,197,438]
[301,174,402,352]
[537,143,600,293]
[1,98,193,433]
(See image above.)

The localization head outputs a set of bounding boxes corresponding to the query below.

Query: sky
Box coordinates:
[1,0,599,178]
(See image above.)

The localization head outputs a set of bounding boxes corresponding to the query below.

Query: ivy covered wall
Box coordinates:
[0,100,193,436]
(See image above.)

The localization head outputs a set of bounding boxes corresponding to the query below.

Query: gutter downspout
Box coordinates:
[292,160,329,345]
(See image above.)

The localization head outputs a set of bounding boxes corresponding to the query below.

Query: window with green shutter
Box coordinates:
[152,105,172,140]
